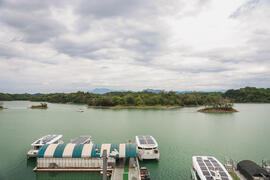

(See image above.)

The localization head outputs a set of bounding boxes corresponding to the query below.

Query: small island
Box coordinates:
[30,103,48,109]
[0,102,6,109]
[198,98,237,113]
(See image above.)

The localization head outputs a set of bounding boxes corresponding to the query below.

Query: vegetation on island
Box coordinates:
[30,103,48,109]
[0,102,4,109]
[224,87,270,103]
[0,87,269,110]
[198,98,237,113]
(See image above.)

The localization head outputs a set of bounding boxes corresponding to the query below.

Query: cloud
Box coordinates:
[0,0,270,93]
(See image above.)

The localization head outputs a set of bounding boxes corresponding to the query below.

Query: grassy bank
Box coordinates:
[88,105,182,110]
[229,172,241,180]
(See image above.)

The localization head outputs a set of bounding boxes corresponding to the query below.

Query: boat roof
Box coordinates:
[135,136,158,148]
[192,156,233,180]
[31,135,62,146]
[37,143,137,158]
[70,136,92,144]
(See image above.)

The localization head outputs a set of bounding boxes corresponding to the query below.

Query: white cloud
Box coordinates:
[0,0,270,93]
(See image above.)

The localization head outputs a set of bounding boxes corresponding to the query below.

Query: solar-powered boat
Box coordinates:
[27,135,63,158]
[191,156,233,180]
[70,136,92,144]
[135,136,159,161]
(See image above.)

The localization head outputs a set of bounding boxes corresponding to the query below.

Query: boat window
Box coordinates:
[145,148,153,150]
[34,146,41,150]
[138,147,142,149]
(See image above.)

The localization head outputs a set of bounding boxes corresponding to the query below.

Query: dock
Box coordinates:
[111,158,141,180]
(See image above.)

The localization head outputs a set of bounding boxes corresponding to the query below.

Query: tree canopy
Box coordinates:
[0,87,269,107]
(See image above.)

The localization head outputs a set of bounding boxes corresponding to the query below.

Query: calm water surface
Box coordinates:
[0,101,269,180]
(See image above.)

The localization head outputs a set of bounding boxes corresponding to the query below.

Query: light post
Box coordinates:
[95,148,119,180]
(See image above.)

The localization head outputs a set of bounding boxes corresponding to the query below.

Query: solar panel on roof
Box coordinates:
[210,171,215,176]
[218,167,224,171]
[201,167,208,171]
[220,172,228,177]
[199,162,205,166]
[43,135,57,144]
[221,178,229,180]
[71,136,90,144]
[146,139,155,144]
[210,159,217,163]
[206,176,214,180]
[202,171,210,176]
[139,139,147,144]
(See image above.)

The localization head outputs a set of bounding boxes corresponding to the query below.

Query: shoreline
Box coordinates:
[198,108,238,113]
[88,105,182,109]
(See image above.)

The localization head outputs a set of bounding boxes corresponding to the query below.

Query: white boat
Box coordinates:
[135,136,160,161]
[77,108,84,112]
[191,156,233,180]
[70,136,92,144]
[27,135,63,158]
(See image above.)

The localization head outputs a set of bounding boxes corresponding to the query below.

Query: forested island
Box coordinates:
[0,87,269,110]
[0,102,4,109]
[30,103,48,109]
[197,99,237,113]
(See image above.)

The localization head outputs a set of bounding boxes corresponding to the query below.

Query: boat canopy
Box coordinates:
[136,136,158,148]
[31,135,62,146]
[237,160,270,180]
[37,143,137,158]
[192,156,233,180]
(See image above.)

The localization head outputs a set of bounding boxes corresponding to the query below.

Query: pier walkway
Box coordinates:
[111,158,141,180]
[234,170,248,180]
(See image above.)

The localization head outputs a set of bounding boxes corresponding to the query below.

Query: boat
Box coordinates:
[262,160,270,173]
[140,167,150,180]
[77,108,84,112]
[191,156,233,180]
[135,136,160,161]
[70,136,92,144]
[27,135,63,158]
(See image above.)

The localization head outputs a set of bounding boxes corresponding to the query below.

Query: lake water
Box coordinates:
[0,101,269,180]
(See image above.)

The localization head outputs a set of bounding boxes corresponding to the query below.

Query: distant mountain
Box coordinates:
[89,88,114,94]
[142,89,164,93]
[89,88,226,94]
[143,89,195,94]
[175,91,194,94]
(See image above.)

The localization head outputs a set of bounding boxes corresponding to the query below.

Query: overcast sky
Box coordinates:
[0,0,270,93]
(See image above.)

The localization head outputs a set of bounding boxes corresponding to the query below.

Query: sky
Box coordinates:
[0,0,270,93]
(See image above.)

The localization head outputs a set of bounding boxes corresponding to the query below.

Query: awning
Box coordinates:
[37,143,137,158]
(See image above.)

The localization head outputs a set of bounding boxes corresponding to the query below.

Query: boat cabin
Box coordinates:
[135,136,159,161]
[192,156,233,180]
[27,135,63,158]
